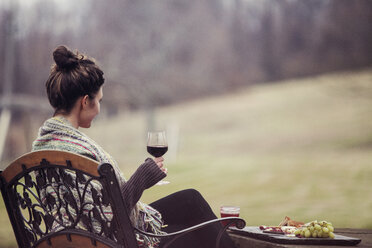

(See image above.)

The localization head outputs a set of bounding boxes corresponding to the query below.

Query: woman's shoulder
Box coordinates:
[33,117,99,160]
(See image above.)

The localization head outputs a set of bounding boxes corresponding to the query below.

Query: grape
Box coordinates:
[314,224,322,231]
[314,224,321,231]
[305,221,314,226]
[292,220,335,239]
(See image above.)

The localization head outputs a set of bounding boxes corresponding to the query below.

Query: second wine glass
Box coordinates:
[147,131,169,185]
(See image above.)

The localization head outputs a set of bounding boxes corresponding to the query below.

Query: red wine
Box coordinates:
[147,146,168,157]
[220,212,239,226]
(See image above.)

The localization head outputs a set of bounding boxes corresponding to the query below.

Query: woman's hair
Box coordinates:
[46,45,104,114]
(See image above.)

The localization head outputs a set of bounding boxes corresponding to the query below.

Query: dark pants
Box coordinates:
[150,189,236,248]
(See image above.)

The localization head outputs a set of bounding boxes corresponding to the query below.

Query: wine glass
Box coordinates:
[147,131,169,185]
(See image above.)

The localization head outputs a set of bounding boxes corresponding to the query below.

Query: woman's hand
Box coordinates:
[154,157,167,174]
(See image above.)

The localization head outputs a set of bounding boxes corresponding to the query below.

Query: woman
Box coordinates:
[32,45,236,248]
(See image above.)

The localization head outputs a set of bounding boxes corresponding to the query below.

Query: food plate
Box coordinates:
[229,226,361,246]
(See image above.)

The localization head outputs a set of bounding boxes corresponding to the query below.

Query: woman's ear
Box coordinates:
[81,95,90,109]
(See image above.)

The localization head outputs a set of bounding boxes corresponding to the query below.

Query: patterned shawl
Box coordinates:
[32,116,165,247]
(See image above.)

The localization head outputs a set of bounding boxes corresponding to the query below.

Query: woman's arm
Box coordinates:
[120,158,166,211]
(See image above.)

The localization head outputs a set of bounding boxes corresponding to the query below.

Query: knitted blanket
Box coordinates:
[32,116,165,247]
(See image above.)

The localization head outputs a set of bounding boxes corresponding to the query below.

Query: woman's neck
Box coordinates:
[54,113,79,129]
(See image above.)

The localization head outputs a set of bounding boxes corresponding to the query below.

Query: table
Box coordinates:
[229,228,372,248]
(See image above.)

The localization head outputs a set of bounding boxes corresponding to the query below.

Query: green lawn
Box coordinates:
[1,69,372,246]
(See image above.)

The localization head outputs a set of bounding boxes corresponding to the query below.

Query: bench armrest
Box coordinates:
[134,217,245,248]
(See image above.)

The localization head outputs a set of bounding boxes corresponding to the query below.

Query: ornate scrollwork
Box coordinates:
[12,160,117,246]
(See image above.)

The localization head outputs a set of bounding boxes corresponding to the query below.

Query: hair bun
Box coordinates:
[53,45,78,70]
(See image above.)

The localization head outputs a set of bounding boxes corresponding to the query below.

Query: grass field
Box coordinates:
[1,69,372,247]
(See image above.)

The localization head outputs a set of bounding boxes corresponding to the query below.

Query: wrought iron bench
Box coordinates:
[0,150,245,248]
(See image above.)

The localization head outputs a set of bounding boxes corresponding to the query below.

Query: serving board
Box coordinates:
[229,226,361,246]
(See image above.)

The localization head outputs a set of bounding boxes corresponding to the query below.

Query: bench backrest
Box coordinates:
[0,150,138,248]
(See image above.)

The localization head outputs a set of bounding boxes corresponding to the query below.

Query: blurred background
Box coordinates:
[1,0,372,246]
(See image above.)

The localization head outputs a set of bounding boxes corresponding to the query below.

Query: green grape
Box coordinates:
[296,220,335,239]
[314,224,321,231]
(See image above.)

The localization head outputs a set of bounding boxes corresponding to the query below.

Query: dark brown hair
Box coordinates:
[46,45,104,114]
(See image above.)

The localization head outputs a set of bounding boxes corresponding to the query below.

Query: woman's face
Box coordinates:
[78,86,103,128]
